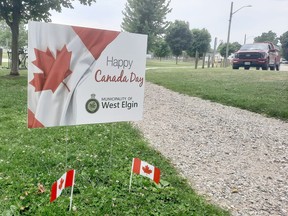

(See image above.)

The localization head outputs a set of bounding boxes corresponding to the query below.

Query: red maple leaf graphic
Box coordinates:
[30,45,72,93]
[142,165,152,174]
[58,178,64,190]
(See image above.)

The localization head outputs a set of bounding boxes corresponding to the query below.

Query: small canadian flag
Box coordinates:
[50,169,75,203]
[132,158,161,184]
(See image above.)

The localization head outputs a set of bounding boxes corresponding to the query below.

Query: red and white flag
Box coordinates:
[132,158,161,184]
[50,169,75,203]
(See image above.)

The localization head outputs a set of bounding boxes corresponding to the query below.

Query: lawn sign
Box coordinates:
[28,21,147,128]
[28,21,148,210]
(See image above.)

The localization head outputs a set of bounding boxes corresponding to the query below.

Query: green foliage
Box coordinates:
[218,42,241,57]
[280,31,288,60]
[0,20,27,49]
[121,0,172,51]
[0,69,230,215]
[187,28,211,57]
[153,38,171,60]
[0,21,11,48]
[254,30,279,45]
[0,1,96,25]
[146,62,288,121]
[165,20,192,63]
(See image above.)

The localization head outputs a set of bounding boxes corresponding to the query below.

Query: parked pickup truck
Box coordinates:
[232,42,281,70]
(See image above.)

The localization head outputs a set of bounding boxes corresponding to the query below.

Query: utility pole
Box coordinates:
[224,2,252,67]
[212,37,217,68]
[225,2,233,67]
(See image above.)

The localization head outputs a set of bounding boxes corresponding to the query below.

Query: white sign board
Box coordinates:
[28,21,147,128]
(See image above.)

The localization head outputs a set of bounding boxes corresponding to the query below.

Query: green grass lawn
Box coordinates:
[146,60,288,121]
[146,58,195,68]
[0,69,229,215]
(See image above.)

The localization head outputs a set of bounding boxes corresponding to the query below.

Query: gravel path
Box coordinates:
[134,82,288,216]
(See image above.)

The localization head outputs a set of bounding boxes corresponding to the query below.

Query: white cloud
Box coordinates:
[50,0,288,45]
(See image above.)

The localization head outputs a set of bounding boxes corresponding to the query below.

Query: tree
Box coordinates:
[121,0,171,51]
[153,38,170,60]
[0,20,27,49]
[187,28,211,57]
[218,42,241,57]
[254,30,279,45]
[165,20,192,64]
[280,31,288,60]
[0,0,96,76]
[0,20,11,49]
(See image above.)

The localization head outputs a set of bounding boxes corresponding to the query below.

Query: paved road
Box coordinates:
[2,57,288,71]
[2,58,8,63]
[280,64,288,71]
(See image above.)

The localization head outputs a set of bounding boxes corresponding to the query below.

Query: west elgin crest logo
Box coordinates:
[85,94,100,114]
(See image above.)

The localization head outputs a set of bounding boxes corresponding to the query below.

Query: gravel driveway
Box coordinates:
[134,82,288,216]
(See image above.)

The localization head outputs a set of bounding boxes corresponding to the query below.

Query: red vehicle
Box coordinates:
[232,42,281,70]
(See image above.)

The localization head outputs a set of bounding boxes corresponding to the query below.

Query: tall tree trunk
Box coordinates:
[10,21,19,76]
[9,0,21,76]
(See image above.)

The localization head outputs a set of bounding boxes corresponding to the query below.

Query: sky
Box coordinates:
[50,0,288,46]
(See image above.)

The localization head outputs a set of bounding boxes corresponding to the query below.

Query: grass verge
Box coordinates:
[146,58,195,68]
[0,69,229,215]
[146,60,288,121]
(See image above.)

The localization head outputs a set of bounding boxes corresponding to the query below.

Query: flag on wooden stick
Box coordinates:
[50,169,75,208]
[129,158,160,192]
